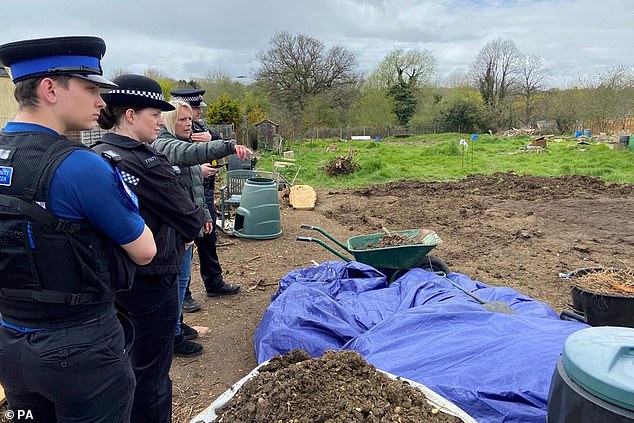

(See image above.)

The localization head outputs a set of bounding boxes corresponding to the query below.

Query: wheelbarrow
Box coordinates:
[297,224,515,314]
[296,224,450,275]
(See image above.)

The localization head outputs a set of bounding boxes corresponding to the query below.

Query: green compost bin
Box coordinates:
[233,177,282,239]
[630,135,634,152]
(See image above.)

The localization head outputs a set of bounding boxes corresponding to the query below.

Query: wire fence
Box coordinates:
[587,117,634,136]
[284,123,449,141]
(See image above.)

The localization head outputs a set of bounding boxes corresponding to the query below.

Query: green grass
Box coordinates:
[255,134,634,188]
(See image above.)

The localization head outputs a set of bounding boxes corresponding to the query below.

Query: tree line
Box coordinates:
[116,33,634,142]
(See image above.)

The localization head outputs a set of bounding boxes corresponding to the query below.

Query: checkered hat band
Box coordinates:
[108,89,165,101]
[173,95,202,102]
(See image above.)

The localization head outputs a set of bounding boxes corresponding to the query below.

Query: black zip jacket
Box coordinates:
[93,133,205,275]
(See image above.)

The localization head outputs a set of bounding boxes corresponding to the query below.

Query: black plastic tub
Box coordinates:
[548,358,634,422]
[566,268,634,328]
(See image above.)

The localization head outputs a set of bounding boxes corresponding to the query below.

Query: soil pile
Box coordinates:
[370,229,437,248]
[214,350,462,423]
[374,232,414,247]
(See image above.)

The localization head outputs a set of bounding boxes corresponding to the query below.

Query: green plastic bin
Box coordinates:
[233,177,282,239]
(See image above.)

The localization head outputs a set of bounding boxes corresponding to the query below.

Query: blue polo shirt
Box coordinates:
[1,122,146,332]
[1,123,144,246]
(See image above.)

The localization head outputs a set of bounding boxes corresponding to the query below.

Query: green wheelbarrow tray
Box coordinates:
[297,224,442,270]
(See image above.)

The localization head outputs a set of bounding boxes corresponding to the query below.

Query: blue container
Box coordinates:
[375,136,381,142]
[575,130,583,138]
[584,129,591,137]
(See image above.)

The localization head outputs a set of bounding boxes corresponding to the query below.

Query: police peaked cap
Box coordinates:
[101,74,175,111]
[170,88,206,107]
[0,36,116,88]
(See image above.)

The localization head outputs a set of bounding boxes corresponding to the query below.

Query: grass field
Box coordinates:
[256,133,634,188]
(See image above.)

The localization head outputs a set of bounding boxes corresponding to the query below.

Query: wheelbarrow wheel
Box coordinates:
[417,255,450,274]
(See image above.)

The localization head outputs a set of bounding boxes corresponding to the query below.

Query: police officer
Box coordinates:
[92,74,205,423]
[0,37,156,422]
[170,89,241,308]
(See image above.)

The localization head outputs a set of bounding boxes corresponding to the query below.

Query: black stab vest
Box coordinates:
[0,131,132,328]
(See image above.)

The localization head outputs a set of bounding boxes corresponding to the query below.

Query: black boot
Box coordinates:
[182,295,202,313]
[206,283,241,297]
[181,322,199,340]
[174,333,203,357]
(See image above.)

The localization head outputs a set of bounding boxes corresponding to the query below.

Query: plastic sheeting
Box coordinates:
[254,261,588,423]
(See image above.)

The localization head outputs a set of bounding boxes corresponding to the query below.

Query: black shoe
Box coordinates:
[182,297,202,313]
[206,283,241,297]
[174,335,203,357]
[181,322,199,340]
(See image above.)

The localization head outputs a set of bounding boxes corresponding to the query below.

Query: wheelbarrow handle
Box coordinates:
[295,235,352,262]
[299,224,349,251]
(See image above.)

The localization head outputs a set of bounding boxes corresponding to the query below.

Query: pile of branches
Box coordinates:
[324,147,358,177]
[500,127,537,137]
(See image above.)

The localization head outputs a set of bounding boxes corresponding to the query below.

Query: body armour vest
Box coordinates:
[0,131,132,328]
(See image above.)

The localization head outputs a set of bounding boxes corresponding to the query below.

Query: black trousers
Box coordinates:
[189,206,224,297]
[0,309,135,423]
[116,273,179,423]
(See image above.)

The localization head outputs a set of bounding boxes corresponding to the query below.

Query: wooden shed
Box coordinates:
[255,119,279,150]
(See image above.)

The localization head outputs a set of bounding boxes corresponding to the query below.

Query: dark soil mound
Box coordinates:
[215,350,462,422]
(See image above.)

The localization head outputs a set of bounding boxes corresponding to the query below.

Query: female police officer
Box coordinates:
[92,74,205,423]
[0,37,156,422]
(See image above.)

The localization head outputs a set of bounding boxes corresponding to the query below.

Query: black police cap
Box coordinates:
[101,74,175,111]
[170,88,206,107]
[0,36,116,88]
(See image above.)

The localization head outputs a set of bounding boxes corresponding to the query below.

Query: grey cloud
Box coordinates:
[0,0,630,84]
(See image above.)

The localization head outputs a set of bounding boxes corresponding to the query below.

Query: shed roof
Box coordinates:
[255,119,278,127]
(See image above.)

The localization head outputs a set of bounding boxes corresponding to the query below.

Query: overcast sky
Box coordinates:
[1,0,632,87]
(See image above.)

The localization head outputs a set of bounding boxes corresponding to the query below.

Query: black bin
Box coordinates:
[548,360,634,422]
[547,326,634,422]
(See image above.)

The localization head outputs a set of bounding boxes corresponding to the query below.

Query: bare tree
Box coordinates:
[443,69,471,88]
[518,54,548,125]
[590,65,634,132]
[470,38,521,128]
[143,66,169,80]
[254,31,360,117]
[107,67,130,80]
[204,67,231,83]
[368,48,437,89]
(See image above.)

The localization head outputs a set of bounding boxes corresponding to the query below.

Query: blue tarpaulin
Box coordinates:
[254,261,587,423]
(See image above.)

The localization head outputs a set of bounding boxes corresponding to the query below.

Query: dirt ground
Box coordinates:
[171,172,634,422]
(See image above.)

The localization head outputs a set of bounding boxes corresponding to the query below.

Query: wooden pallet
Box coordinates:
[289,185,317,211]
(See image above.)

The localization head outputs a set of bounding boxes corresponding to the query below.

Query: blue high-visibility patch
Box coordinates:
[0,166,13,186]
